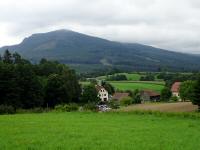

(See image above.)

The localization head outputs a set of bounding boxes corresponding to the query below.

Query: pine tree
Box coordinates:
[3,50,13,64]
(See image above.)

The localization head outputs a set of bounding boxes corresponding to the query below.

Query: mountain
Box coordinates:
[1,29,200,72]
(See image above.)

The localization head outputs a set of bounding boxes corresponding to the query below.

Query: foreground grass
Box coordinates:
[0,112,200,150]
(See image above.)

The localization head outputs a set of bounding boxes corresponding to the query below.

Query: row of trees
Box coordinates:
[0,50,81,110]
[106,74,127,81]
[179,79,200,110]
[159,77,200,110]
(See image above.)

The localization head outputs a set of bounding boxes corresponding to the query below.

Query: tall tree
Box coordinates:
[44,74,67,108]
[15,64,44,108]
[3,50,13,64]
[0,63,20,108]
[61,68,81,103]
[160,87,172,101]
[81,84,99,103]
[190,77,200,111]
[102,81,115,95]
[13,52,22,64]
[179,81,195,101]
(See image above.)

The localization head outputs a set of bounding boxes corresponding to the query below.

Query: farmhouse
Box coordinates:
[140,90,160,102]
[112,92,129,100]
[171,82,181,98]
[95,85,109,101]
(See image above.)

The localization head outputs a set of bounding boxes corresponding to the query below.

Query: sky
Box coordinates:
[0,0,200,54]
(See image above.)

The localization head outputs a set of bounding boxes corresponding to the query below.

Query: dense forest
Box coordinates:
[0,50,81,110]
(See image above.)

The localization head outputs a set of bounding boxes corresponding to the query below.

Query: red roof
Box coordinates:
[171,82,181,92]
[141,90,160,97]
[112,92,129,100]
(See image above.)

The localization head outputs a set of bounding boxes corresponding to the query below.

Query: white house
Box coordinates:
[171,82,181,100]
[95,85,109,101]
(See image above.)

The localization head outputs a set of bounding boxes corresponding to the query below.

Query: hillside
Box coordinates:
[1,29,200,72]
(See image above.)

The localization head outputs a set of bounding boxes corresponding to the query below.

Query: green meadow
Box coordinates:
[96,73,142,81]
[108,81,164,92]
[80,81,164,92]
[0,112,200,150]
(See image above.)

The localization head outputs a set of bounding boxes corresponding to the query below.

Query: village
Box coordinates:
[94,80,183,111]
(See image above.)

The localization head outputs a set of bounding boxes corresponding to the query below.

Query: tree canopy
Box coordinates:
[0,50,81,109]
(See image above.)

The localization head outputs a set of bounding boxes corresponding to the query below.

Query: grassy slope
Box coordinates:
[0,112,200,150]
[109,81,164,92]
[79,81,164,92]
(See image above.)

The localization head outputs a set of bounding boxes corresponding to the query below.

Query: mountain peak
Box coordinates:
[0,29,200,72]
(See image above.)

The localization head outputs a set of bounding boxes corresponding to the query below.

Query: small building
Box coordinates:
[112,92,129,101]
[140,90,160,102]
[171,82,181,98]
[95,85,109,102]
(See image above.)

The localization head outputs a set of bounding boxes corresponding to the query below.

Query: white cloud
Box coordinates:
[0,0,200,53]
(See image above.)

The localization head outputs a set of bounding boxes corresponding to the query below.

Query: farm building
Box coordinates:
[140,90,160,102]
[95,85,109,101]
[171,82,181,98]
[112,92,129,100]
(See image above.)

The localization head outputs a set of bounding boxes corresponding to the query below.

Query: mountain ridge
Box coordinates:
[1,29,200,72]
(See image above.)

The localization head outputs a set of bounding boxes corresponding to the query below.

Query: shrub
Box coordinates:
[64,103,79,112]
[55,104,65,112]
[55,103,79,112]
[16,108,44,114]
[108,100,120,109]
[83,103,97,111]
[0,105,15,114]
[170,96,179,102]
[31,107,44,113]
[120,96,132,106]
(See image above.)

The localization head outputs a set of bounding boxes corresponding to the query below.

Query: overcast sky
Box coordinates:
[0,0,200,54]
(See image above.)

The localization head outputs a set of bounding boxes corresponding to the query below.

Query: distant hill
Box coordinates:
[1,29,200,72]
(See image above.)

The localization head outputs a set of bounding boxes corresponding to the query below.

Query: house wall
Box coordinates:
[172,92,179,97]
[141,93,150,102]
[98,89,108,101]
[172,92,181,101]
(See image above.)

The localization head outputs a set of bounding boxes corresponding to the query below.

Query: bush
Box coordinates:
[55,104,65,112]
[83,103,97,111]
[16,108,46,114]
[0,105,15,114]
[120,96,132,106]
[170,96,179,102]
[160,87,172,101]
[65,103,79,112]
[108,100,120,109]
[55,103,79,112]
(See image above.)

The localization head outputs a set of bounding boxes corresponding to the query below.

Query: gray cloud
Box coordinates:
[0,0,200,53]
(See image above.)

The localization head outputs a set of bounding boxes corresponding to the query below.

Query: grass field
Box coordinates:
[0,112,200,150]
[80,81,165,92]
[96,73,142,81]
[109,81,164,92]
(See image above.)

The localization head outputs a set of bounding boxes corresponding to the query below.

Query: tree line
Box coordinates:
[0,50,81,110]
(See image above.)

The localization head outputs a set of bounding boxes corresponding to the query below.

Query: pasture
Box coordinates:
[0,112,200,150]
[109,81,164,92]
[80,81,165,92]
